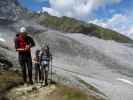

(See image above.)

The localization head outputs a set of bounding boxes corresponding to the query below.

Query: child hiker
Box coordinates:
[33,49,41,83]
[40,45,52,86]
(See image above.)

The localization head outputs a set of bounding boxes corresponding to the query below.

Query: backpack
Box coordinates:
[17,33,26,49]
[25,35,35,47]
[15,33,35,50]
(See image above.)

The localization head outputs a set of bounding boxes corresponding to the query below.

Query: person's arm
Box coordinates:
[14,37,18,51]
[27,36,35,47]
[32,57,39,64]
[30,37,35,47]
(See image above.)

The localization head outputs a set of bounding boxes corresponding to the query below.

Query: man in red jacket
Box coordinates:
[15,27,35,84]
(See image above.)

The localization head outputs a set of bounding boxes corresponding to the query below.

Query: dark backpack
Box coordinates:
[25,35,35,47]
[15,33,26,49]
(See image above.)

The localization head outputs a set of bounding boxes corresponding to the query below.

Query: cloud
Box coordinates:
[124,27,133,38]
[128,27,133,34]
[42,7,61,17]
[41,0,122,20]
[40,0,133,39]
[89,13,133,38]
[90,14,127,28]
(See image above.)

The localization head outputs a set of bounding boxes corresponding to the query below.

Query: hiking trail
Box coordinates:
[8,84,57,100]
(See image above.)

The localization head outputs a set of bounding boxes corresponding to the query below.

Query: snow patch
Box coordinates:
[0,37,5,42]
[117,78,133,86]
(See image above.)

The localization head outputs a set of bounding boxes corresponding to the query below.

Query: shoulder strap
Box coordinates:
[25,35,35,47]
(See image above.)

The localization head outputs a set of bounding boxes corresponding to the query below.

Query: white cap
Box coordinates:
[20,27,26,33]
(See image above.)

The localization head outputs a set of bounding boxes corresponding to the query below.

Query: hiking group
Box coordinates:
[14,27,52,86]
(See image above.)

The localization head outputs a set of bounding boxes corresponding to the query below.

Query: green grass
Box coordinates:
[78,78,106,98]
[94,26,132,43]
[0,71,22,91]
[31,12,133,43]
[48,84,89,100]
[46,83,105,100]
[58,85,88,100]
[0,70,105,100]
[0,70,23,100]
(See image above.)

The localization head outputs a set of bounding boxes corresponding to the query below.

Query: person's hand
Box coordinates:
[25,45,31,51]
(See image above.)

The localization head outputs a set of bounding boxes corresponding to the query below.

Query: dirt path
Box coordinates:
[8,82,101,100]
[7,84,57,100]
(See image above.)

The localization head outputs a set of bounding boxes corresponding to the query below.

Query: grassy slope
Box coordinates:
[0,70,104,100]
[47,84,103,100]
[31,12,132,43]
[0,70,23,100]
[8,83,104,100]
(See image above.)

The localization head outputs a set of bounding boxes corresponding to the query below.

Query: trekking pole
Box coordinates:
[50,56,53,84]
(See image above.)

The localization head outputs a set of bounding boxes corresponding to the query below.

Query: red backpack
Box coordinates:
[17,33,26,49]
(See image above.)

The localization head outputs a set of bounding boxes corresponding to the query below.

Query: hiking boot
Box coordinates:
[45,80,48,86]
[29,80,34,85]
[45,83,48,86]
[23,79,27,83]
[41,81,47,87]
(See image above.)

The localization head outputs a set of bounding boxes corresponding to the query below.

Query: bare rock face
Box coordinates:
[0,0,25,21]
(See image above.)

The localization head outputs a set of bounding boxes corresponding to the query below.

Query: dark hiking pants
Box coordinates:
[19,57,33,83]
[41,64,49,85]
[35,64,41,82]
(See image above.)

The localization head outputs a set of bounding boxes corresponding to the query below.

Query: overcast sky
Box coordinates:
[18,0,133,38]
